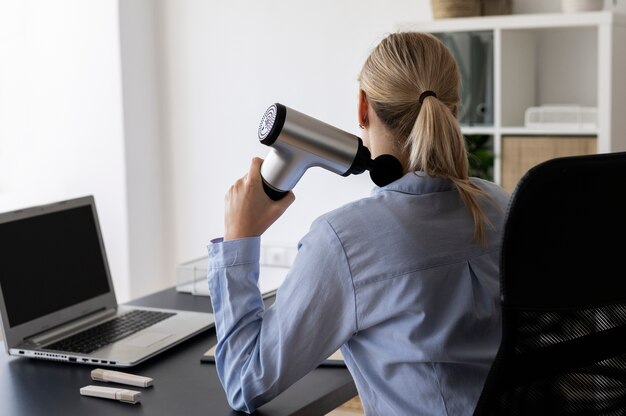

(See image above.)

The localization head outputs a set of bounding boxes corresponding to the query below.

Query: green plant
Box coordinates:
[465,134,494,181]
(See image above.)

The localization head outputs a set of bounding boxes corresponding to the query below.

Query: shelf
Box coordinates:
[500,127,598,136]
[398,11,626,33]
[460,126,598,136]
[398,10,626,185]
[461,126,496,135]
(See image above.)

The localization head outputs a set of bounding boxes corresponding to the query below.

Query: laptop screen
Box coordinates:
[0,205,111,328]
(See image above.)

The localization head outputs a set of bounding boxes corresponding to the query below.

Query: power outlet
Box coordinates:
[262,245,296,268]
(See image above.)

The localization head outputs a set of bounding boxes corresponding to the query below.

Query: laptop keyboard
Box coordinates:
[46,309,176,354]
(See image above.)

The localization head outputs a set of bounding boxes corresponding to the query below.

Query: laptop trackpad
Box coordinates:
[124,332,172,348]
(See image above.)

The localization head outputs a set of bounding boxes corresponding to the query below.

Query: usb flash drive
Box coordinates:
[80,385,141,404]
[91,368,153,388]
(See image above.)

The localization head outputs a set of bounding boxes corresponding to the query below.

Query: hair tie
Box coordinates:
[419,90,437,104]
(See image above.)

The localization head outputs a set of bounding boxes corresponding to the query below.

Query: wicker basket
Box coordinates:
[431,0,481,19]
[481,0,512,16]
[431,0,511,18]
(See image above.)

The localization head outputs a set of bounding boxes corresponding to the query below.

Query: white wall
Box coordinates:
[118,0,170,301]
[0,1,131,301]
[154,0,434,270]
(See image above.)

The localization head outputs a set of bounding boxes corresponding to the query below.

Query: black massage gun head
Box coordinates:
[345,141,404,187]
[369,154,404,187]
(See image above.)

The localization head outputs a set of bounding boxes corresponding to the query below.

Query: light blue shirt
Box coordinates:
[207,172,510,415]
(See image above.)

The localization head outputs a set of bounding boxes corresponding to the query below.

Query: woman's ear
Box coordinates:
[358,90,368,128]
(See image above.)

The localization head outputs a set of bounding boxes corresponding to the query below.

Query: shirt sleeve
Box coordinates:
[206,217,357,413]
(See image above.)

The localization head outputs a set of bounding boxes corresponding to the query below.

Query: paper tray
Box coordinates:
[176,256,289,296]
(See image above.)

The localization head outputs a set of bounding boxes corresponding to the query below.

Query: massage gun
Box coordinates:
[257,103,403,200]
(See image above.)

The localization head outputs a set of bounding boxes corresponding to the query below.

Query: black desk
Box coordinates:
[0,288,357,415]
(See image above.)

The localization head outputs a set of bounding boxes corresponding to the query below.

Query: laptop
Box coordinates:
[0,195,215,367]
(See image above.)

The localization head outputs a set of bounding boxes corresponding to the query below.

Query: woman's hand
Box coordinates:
[224,157,295,241]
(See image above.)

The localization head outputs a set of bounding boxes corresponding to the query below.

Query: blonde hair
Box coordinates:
[359,32,493,246]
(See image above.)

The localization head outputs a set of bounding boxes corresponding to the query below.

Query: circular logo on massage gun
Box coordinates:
[258,104,277,141]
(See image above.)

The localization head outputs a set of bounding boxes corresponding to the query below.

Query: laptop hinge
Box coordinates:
[27,307,117,346]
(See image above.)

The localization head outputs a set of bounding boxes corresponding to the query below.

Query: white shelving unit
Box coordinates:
[399,11,626,186]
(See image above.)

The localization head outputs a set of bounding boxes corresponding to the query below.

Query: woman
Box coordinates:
[207,32,510,415]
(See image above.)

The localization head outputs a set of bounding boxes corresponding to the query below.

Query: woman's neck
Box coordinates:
[366,124,408,172]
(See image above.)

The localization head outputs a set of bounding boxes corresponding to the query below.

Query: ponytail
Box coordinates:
[359,32,494,247]
[409,94,493,246]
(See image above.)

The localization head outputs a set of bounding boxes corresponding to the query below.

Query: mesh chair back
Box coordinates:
[474,152,626,416]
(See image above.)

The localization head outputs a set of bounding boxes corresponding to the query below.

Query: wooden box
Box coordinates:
[501,136,597,193]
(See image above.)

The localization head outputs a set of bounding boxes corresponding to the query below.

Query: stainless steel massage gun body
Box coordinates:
[257,103,402,200]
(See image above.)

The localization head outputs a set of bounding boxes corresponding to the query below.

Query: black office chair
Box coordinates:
[473,151,626,416]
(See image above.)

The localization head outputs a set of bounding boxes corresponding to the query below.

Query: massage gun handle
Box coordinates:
[262,179,289,201]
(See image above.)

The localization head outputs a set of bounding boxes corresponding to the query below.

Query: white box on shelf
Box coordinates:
[176,256,211,296]
[524,105,598,130]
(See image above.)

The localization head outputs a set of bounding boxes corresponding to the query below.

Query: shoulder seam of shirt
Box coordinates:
[320,217,360,334]
[354,248,500,288]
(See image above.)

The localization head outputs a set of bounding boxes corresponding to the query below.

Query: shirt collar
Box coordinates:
[371,171,455,196]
